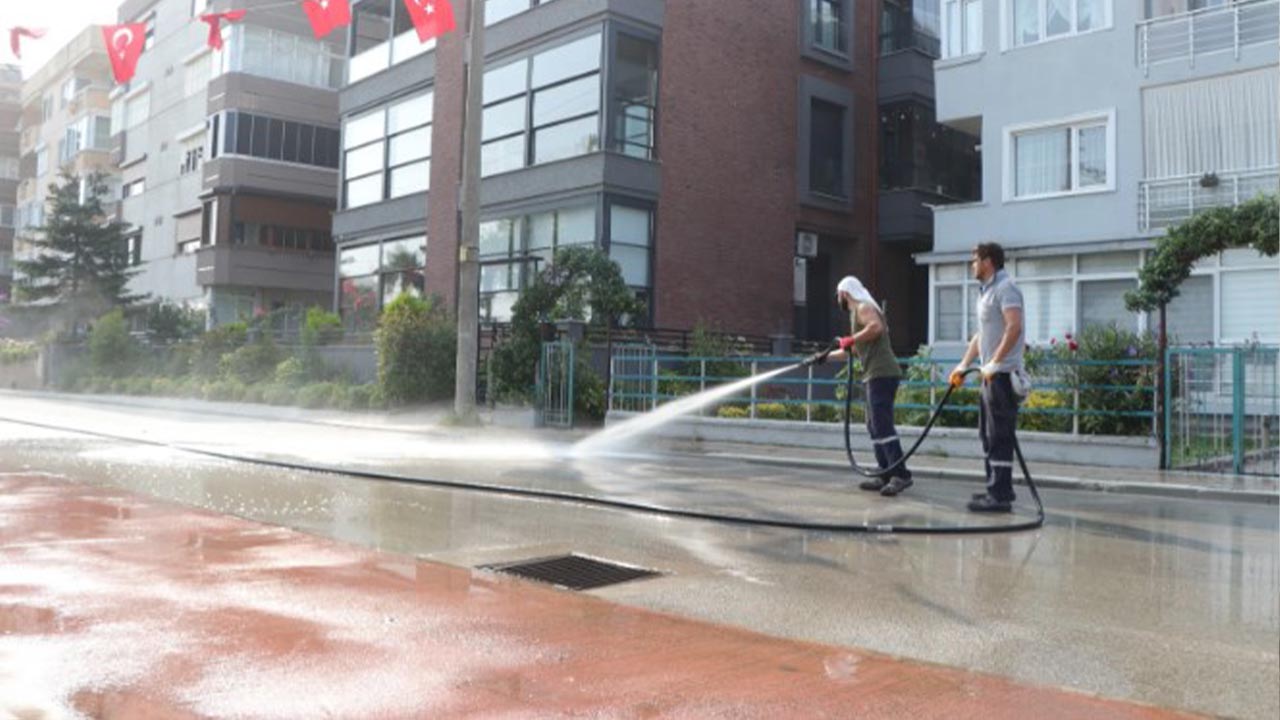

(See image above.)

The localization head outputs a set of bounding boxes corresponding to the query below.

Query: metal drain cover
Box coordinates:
[480,554,661,591]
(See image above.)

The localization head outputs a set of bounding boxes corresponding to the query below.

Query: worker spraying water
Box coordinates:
[803,275,914,497]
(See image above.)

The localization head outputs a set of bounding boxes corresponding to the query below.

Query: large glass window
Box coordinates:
[811,0,849,54]
[943,0,983,57]
[214,111,340,170]
[1010,114,1111,199]
[481,34,602,177]
[610,33,659,159]
[809,99,846,198]
[216,25,342,89]
[881,0,942,56]
[337,235,428,330]
[879,101,980,201]
[348,0,437,84]
[341,91,433,208]
[1010,0,1110,47]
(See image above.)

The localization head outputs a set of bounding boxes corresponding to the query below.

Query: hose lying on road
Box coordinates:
[0,370,1042,534]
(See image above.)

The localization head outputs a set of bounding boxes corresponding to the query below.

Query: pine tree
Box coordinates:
[14,172,146,324]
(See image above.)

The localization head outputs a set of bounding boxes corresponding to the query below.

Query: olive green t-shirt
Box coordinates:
[851,305,902,382]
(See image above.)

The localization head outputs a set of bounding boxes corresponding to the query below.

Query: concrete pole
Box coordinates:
[453,0,485,423]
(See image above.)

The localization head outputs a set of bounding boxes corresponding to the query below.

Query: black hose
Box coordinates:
[839,361,1044,533]
[0,368,1043,535]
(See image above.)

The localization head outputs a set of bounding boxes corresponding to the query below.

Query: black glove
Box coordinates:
[803,348,832,367]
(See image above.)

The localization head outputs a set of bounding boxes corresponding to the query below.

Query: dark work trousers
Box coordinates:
[865,377,910,479]
[979,372,1019,502]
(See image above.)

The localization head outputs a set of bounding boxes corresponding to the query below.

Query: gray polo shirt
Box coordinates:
[978,269,1025,372]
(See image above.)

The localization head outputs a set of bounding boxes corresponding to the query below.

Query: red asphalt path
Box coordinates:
[0,475,1202,719]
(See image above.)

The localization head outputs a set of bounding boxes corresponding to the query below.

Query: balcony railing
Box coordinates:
[1138,166,1279,232]
[1138,0,1279,72]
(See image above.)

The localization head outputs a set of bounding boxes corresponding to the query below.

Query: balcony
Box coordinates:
[1138,166,1279,232]
[196,244,335,294]
[1138,0,1279,72]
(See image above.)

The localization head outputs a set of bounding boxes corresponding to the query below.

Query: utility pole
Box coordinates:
[453,0,485,423]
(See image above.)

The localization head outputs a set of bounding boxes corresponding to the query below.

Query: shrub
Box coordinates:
[262,383,296,406]
[146,302,203,344]
[0,339,39,366]
[375,294,456,406]
[89,310,138,378]
[348,384,375,410]
[574,358,606,423]
[717,405,749,419]
[219,336,282,385]
[123,377,152,396]
[194,322,248,377]
[273,357,307,387]
[300,307,343,346]
[241,384,267,404]
[755,403,789,420]
[203,379,247,402]
[150,377,177,397]
[1019,390,1073,433]
[297,382,339,409]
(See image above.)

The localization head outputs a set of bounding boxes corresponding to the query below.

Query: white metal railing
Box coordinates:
[1138,166,1279,231]
[1138,0,1279,72]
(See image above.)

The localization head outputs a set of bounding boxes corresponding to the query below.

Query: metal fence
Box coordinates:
[608,349,1158,437]
[1166,346,1279,476]
[1137,0,1279,72]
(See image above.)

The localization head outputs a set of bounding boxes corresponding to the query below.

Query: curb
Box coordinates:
[694,452,1279,506]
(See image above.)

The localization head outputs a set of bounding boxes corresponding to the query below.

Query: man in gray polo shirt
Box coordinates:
[949,242,1025,513]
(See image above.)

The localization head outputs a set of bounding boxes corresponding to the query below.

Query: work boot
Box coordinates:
[880,477,913,497]
[967,494,1013,513]
[858,477,890,492]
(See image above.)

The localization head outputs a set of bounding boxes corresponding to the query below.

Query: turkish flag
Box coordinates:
[402,0,455,43]
[301,0,351,39]
[102,24,147,84]
[9,27,46,59]
[199,10,246,51]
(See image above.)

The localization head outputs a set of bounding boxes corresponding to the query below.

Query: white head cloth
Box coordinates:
[836,275,881,314]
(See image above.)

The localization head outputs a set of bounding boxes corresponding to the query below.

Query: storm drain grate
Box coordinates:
[480,554,661,591]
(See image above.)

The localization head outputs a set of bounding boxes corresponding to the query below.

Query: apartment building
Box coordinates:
[333,0,879,341]
[13,30,118,300]
[111,0,344,325]
[0,65,20,302]
[923,0,1279,354]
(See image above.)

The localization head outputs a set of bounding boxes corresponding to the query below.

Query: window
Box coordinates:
[879,100,981,200]
[122,178,147,198]
[1010,0,1109,48]
[607,202,652,289]
[0,159,17,180]
[0,205,14,228]
[811,0,849,54]
[34,145,47,178]
[942,0,983,57]
[809,99,847,198]
[481,34,602,177]
[348,0,437,84]
[141,13,157,50]
[610,33,659,159]
[60,77,89,107]
[1007,111,1113,200]
[216,25,343,90]
[213,111,340,170]
[40,94,52,122]
[1144,0,1231,19]
[881,0,942,56]
[126,234,143,266]
[338,235,427,330]
[185,51,211,97]
[125,91,151,129]
[180,134,205,175]
[341,91,433,208]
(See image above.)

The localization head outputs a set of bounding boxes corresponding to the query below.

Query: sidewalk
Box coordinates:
[5,388,1276,504]
[0,473,1204,719]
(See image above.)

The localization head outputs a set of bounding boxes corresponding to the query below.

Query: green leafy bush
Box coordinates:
[0,339,39,366]
[89,310,138,378]
[717,405,749,419]
[273,357,307,387]
[262,383,296,406]
[297,382,339,409]
[219,336,282,385]
[194,322,247,377]
[375,294,456,406]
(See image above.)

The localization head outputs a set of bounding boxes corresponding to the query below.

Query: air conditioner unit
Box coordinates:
[796,231,818,258]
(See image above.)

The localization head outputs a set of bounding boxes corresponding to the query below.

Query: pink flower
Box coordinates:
[1064,332,1073,340]
[1050,338,1057,345]
[1068,340,1079,352]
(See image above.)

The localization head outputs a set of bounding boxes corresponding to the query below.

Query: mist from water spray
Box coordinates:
[572,364,800,456]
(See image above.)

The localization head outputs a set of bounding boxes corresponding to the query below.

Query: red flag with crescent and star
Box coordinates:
[302,0,351,39]
[402,0,455,43]
[101,23,147,84]
[9,27,46,59]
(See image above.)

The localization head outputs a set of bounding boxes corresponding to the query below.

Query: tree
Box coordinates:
[1124,193,1277,468]
[15,172,145,329]
[146,302,205,344]
[1125,194,1278,312]
[490,246,645,402]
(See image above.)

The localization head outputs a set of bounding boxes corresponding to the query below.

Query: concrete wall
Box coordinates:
[606,411,1160,469]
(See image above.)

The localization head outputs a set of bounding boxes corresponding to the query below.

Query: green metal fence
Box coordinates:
[536,340,575,429]
[608,351,1158,436]
[1165,346,1279,476]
